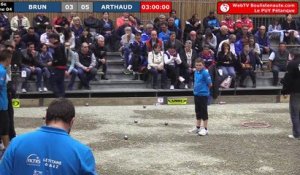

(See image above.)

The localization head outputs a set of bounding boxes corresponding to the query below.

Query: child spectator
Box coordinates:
[189,58,212,136]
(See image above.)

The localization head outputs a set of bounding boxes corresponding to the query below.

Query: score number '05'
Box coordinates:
[140,2,172,13]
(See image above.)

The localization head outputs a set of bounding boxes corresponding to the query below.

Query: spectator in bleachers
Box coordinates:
[129,14,142,32]
[218,34,237,56]
[164,32,184,53]
[216,25,229,49]
[169,9,181,30]
[8,40,22,71]
[68,13,77,25]
[179,40,198,89]
[11,14,30,36]
[78,28,93,49]
[32,13,50,36]
[98,12,116,51]
[38,44,52,92]
[76,42,97,90]
[164,47,182,89]
[64,42,78,91]
[0,13,12,41]
[53,15,69,29]
[255,25,271,55]
[147,44,167,89]
[62,28,75,50]
[199,46,215,75]
[120,27,135,68]
[268,42,289,86]
[217,42,238,81]
[202,29,217,52]
[189,30,203,54]
[220,14,235,34]
[238,43,261,88]
[235,15,253,33]
[116,12,131,29]
[146,30,164,52]
[52,15,70,28]
[22,27,41,50]
[116,17,136,40]
[20,42,43,93]
[159,22,171,43]
[282,14,299,45]
[248,35,261,55]
[183,14,201,42]
[91,35,108,80]
[236,25,251,41]
[48,33,67,97]
[70,16,83,48]
[154,14,167,32]
[13,32,26,51]
[141,23,154,43]
[84,13,99,36]
[268,18,284,42]
[167,17,182,41]
[40,25,53,45]
[202,11,220,34]
[235,35,249,56]
[126,32,147,80]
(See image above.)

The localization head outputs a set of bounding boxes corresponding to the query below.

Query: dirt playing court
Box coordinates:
[14,103,299,175]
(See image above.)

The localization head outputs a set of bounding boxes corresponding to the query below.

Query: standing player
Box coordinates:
[189,58,212,136]
[0,49,12,150]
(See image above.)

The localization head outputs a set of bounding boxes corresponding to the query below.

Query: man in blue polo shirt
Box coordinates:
[0,49,12,151]
[0,98,99,175]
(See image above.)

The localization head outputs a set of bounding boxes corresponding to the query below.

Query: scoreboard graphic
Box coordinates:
[0,1,172,13]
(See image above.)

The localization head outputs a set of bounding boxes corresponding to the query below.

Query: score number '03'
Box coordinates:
[140,2,172,13]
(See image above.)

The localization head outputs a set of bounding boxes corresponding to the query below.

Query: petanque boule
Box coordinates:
[124,135,128,140]
[164,122,168,126]
[143,105,146,109]
[85,102,89,106]
[134,120,138,123]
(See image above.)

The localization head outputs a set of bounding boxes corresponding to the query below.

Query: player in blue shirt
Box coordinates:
[0,98,99,175]
[0,49,12,151]
[189,58,212,136]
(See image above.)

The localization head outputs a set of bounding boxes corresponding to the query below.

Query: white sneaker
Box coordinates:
[198,128,208,136]
[184,84,189,89]
[43,87,48,92]
[288,135,299,139]
[38,88,43,92]
[188,127,200,134]
[170,85,175,90]
[21,88,27,93]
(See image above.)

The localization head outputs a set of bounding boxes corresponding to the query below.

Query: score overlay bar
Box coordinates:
[3,1,172,13]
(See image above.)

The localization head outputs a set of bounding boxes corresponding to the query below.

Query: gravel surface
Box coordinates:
[14,103,300,175]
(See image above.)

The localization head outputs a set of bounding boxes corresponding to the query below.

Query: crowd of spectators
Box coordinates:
[0,11,300,94]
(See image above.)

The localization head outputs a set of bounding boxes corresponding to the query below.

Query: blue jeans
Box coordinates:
[21,67,42,90]
[289,93,300,138]
[67,68,78,90]
[219,66,236,79]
